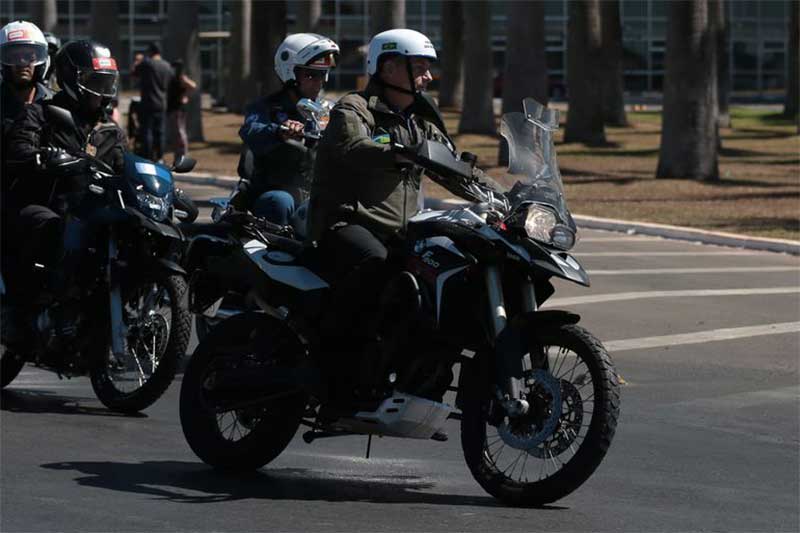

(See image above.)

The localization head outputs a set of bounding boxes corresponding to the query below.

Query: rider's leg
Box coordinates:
[251,190,296,226]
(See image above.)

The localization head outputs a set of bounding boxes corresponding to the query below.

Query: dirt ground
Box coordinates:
[186,105,799,241]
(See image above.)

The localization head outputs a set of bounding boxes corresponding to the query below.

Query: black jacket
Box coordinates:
[5,91,126,209]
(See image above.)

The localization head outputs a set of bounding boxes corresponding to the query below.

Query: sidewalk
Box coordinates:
[175,173,800,256]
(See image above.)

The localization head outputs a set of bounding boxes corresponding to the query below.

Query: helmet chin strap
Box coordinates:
[373,56,418,96]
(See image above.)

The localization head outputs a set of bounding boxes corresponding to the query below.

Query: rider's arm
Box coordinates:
[322,106,397,171]
[238,102,283,156]
[5,104,45,176]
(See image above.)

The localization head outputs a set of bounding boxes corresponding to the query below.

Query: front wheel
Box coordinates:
[180,312,308,471]
[90,273,191,413]
[461,324,620,506]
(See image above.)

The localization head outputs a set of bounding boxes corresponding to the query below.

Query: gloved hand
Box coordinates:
[37,147,87,175]
[228,189,248,212]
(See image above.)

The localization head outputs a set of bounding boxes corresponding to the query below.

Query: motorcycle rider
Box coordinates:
[309,29,497,408]
[3,40,126,342]
[1,21,53,178]
[229,33,339,225]
[42,31,61,87]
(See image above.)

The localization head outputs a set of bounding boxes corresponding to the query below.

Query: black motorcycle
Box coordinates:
[179,99,620,506]
[0,106,194,413]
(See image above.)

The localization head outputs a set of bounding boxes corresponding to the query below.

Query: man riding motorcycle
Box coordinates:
[308,29,498,407]
[3,40,126,344]
[230,33,339,225]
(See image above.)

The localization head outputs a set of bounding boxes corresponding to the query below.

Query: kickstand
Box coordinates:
[365,434,372,459]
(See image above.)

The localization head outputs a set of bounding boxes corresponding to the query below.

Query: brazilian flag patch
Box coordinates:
[372,133,391,144]
[382,42,398,51]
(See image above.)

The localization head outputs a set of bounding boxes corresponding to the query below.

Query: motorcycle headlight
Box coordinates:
[136,191,171,221]
[522,204,575,251]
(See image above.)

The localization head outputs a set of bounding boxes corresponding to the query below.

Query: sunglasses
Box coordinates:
[296,68,327,81]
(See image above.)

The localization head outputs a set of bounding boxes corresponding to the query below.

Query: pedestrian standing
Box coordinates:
[167,59,196,161]
[132,42,173,163]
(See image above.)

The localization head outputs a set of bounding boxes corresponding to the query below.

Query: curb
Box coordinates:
[425,198,800,255]
[174,180,799,256]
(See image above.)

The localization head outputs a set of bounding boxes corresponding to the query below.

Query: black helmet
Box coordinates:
[55,40,118,104]
[43,32,61,55]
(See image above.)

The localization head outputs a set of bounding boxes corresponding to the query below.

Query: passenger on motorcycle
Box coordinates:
[309,28,495,352]
[230,33,339,225]
[4,40,126,333]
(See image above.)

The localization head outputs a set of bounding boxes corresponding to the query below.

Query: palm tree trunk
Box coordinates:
[715,0,731,128]
[296,0,322,33]
[226,0,253,113]
[31,0,58,33]
[165,0,204,142]
[499,0,547,163]
[251,0,287,98]
[90,1,120,62]
[369,1,406,36]
[564,0,606,145]
[438,0,464,109]
[656,0,718,181]
[600,0,628,127]
[785,0,799,119]
[458,0,494,134]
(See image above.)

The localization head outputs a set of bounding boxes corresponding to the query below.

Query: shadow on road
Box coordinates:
[40,460,565,509]
[1,389,146,418]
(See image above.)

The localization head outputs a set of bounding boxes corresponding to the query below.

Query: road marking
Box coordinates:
[574,251,762,257]
[604,322,800,352]
[579,236,662,242]
[670,385,800,409]
[589,266,800,275]
[549,287,800,306]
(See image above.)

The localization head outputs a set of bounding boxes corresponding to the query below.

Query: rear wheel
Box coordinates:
[90,274,191,413]
[180,312,308,471]
[461,324,620,506]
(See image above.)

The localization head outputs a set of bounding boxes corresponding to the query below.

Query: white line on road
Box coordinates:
[579,236,662,242]
[604,321,800,352]
[589,266,800,275]
[574,251,763,257]
[548,287,800,306]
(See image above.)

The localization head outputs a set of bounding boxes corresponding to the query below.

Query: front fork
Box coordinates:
[107,229,127,358]
[485,265,537,416]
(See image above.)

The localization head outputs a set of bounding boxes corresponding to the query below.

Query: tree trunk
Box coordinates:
[251,0,287,98]
[656,0,718,181]
[499,0,547,163]
[438,0,464,109]
[369,1,406,36]
[715,0,731,128]
[785,0,799,119]
[458,0,494,134]
[164,0,204,142]
[296,0,322,33]
[31,0,58,33]
[600,0,628,127]
[90,1,120,61]
[226,0,253,113]
[565,0,606,145]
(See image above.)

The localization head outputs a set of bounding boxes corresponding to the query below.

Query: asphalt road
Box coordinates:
[2,183,798,532]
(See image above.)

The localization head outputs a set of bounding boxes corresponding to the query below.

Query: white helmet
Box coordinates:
[366,29,437,76]
[1,20,50,84]
[274,33,339,84]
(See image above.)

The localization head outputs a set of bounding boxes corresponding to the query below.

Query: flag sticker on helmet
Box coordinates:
[382,42,398,51]
[92,57,118,71]
[7,29,29,41]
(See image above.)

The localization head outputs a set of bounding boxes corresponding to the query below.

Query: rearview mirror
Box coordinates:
[171,155,197,173]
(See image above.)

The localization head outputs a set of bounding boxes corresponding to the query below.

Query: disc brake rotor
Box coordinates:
[497,369,562,452]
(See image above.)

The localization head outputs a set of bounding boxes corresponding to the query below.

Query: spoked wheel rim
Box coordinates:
[215,408,269,442]
[483,343,596,484]
[105,281,173,394]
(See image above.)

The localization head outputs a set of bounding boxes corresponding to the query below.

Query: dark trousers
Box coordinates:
[139,108,167,162]
[3,205,62,301]
[317,224,389,341]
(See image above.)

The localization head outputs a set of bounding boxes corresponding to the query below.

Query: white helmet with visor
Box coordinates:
[274,33,339,84]
[0,20,50,84]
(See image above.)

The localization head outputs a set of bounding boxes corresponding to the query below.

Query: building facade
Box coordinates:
[1,0,792,101]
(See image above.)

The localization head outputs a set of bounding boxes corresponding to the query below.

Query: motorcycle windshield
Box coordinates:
[123,153,174,198]
[499,98,575,230]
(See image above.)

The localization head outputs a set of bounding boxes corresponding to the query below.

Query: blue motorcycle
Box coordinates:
[1,107,195,413]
